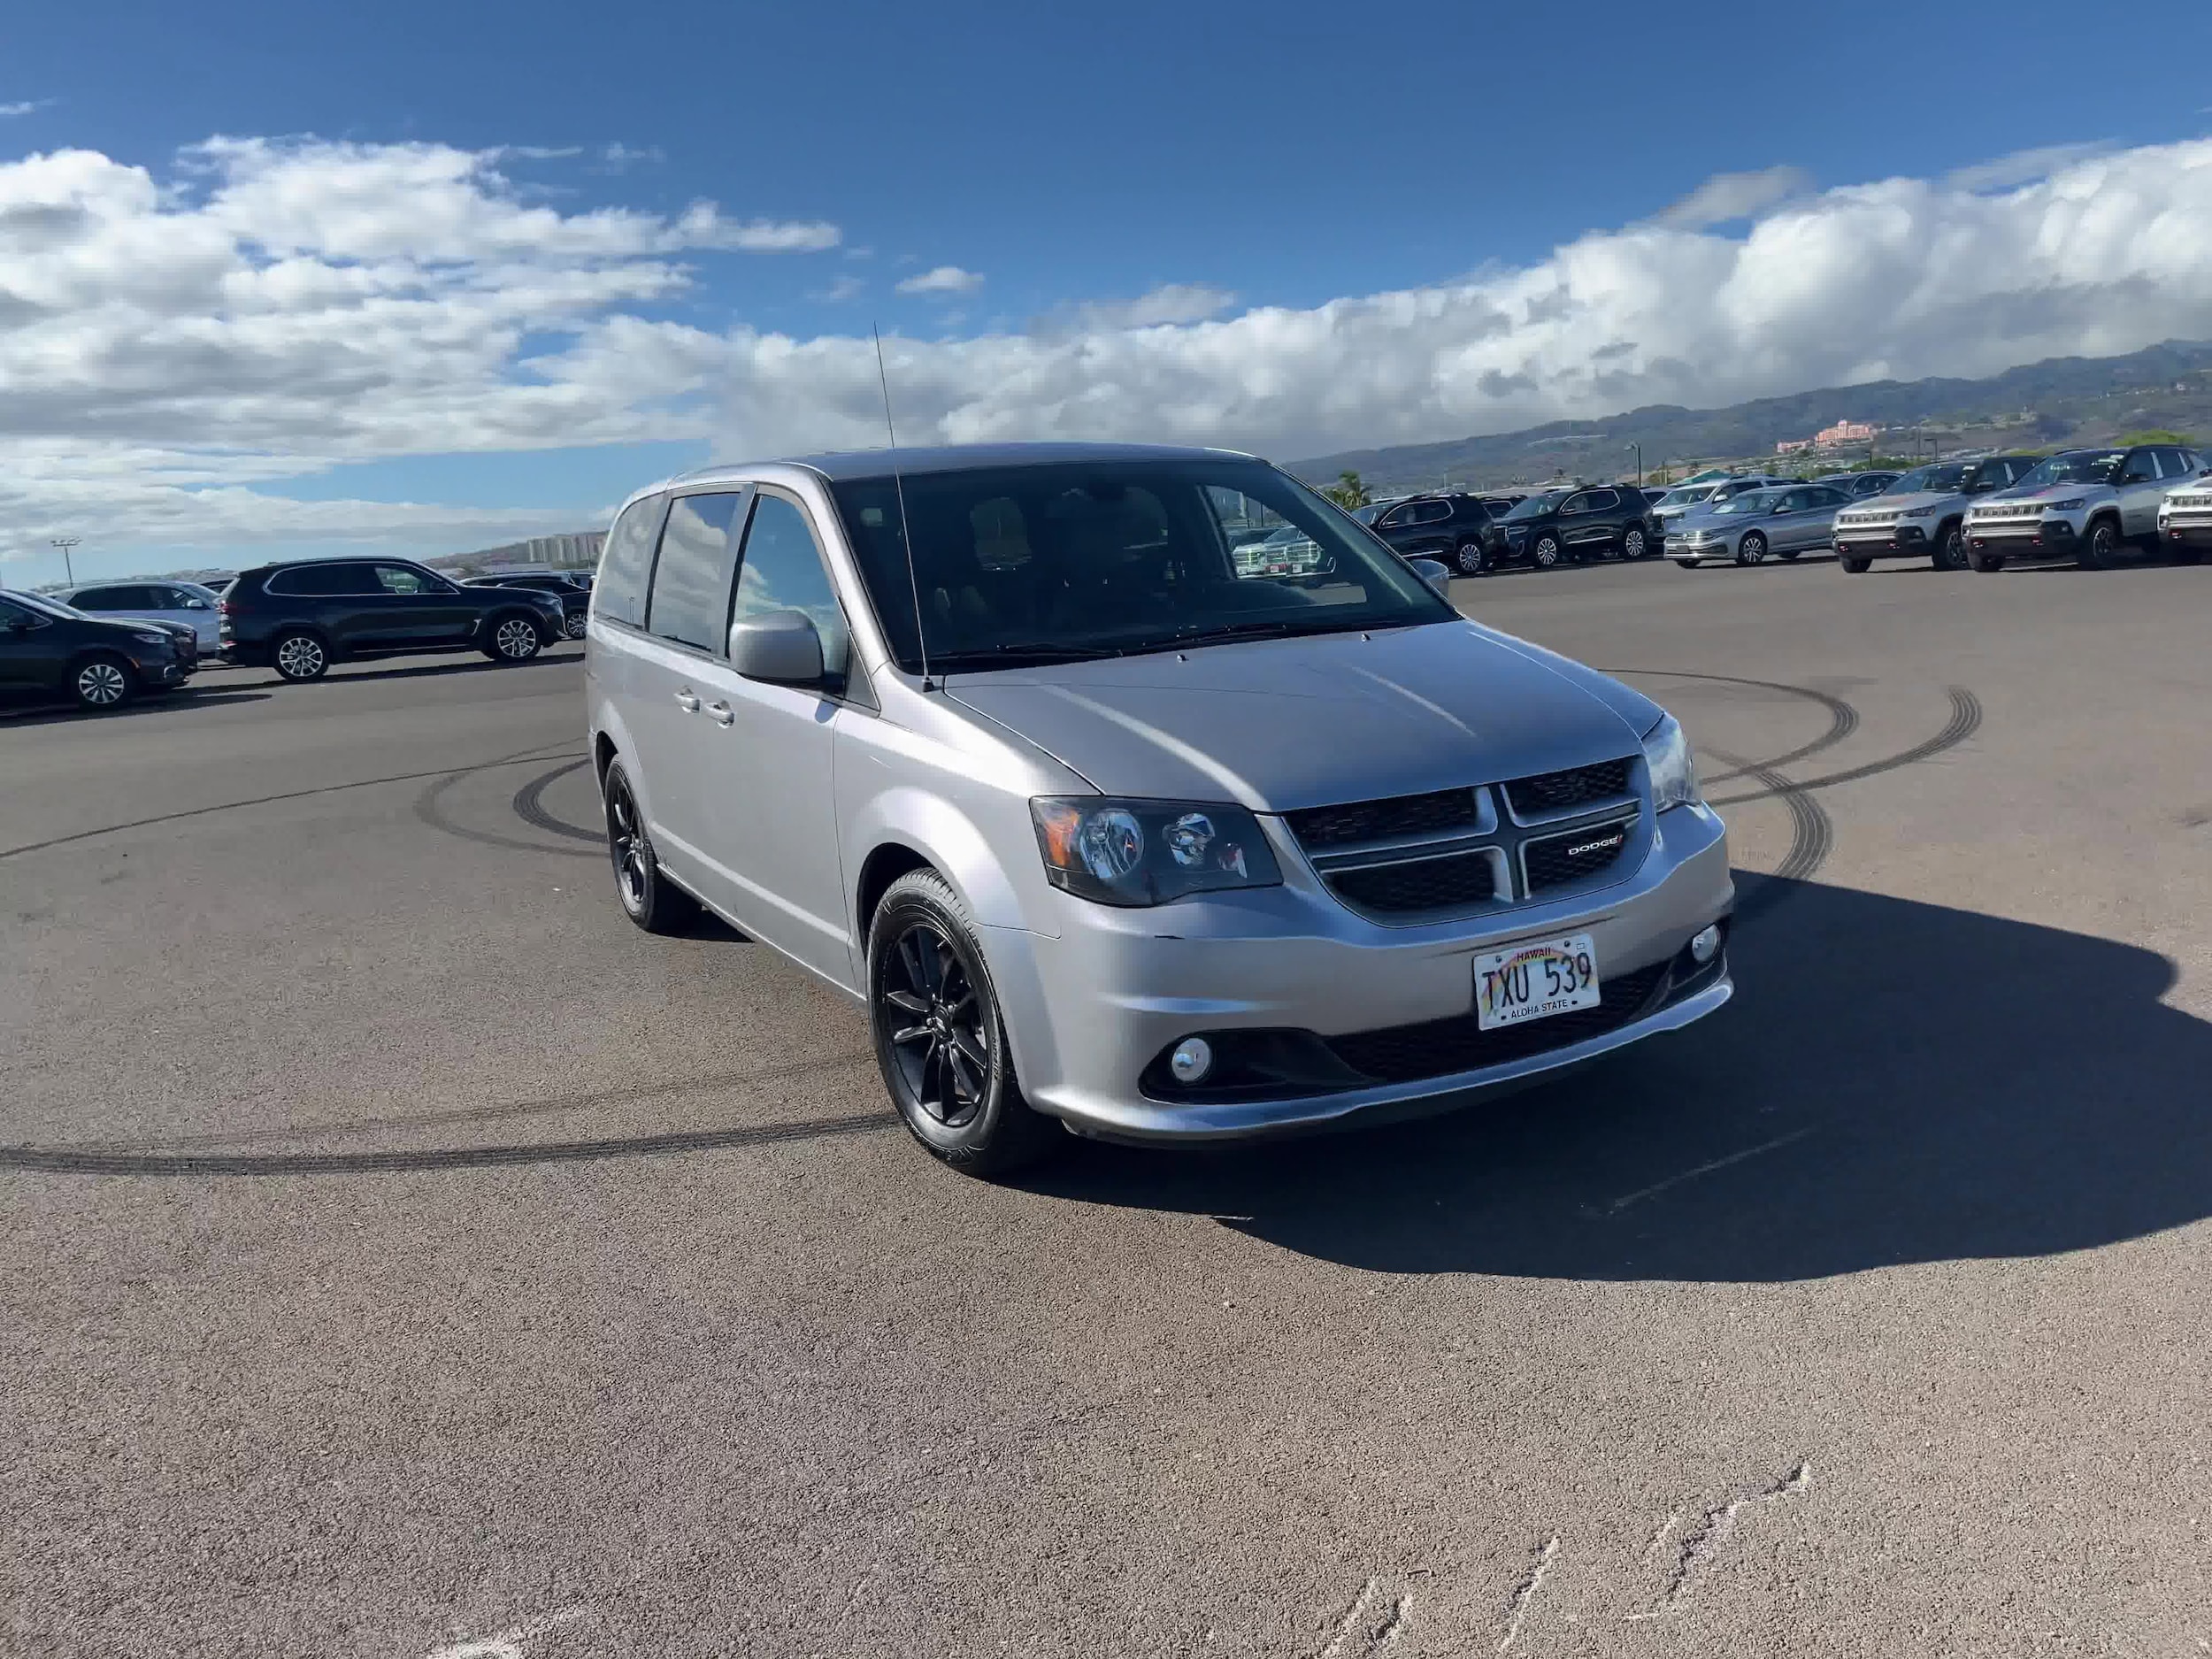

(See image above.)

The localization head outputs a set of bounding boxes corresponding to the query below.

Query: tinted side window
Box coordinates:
[595,495,671,627]
[734,493,850,680]
[1560,493,1594,514]
[270,563,369,596]
[648,491,748,651]
[1585,489,1618,511]
[2152,447,2189,480]
[373,565,438,595]
[0,596,45,628]
[71,587,126,608]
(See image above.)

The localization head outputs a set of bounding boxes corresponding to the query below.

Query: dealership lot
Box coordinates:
[4,559,2210,1655]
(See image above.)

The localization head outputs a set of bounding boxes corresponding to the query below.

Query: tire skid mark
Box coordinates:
[1707,687,1982,808]
[413,756,601,859]
[1707,745,1832,922]
[509,757,603,843]
[0,1109,894,1179]
[0,742,579,864]
[55,1051,876,1155]
[1607,668,1861,784]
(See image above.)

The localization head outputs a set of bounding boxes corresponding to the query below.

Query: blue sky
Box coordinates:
[5,0,2211,581]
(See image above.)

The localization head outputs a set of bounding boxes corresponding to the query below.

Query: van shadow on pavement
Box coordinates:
[1022,873,2212,1281]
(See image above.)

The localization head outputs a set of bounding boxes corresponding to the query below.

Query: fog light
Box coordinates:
[1690,925,1722,964]
[1169,1038,1213,1085]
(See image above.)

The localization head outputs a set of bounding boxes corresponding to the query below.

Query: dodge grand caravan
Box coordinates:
[586,443,1733,1174]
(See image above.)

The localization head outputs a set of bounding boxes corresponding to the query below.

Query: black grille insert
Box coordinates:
[1285,787,1480,850]
[1326,852,1496,913]
[1524,819,1632,893]
[1325,963,1668,1085]
[1504,758,1632,818]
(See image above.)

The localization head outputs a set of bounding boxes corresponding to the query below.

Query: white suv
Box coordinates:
[1963,443,2204,571]
[2156,458,2212,561]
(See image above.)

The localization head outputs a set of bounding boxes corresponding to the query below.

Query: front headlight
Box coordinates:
[128,629,170,645]
[2047,498,2085,512]
[1902,505,1938,518]
[1031,797,1283,907]
[1641,714,1701,812]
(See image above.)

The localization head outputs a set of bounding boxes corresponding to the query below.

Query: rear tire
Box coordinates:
[868,869,1056,1179]
[1840,556,1871,574]
[72,653,136,711]
[564,611,589,640]
[1777,549,1802,562]
[2078,518,2117,570]
[271,629,330,682]
[602,759,699,935]
[487,612,544,662]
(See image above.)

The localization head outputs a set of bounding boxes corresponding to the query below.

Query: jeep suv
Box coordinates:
[2156,462,2212,560]
[1368,492,1501,575]
[221,558,567,680]
[1492,485,1658,569]
[586,443,1732,1174]
[1963,444,2206,571]
[1832,455,2041,572]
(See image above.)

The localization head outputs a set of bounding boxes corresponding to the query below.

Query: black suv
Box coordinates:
[1367,493,1507,575]
[220,558,567,682]
[1491,485,1658,569]
[0,589,198,711]
[463,572,591,640]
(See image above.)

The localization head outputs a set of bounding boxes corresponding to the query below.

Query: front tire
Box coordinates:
[1736,532,1768,567]
[1931,524,1969,571]
[1970,549,2006,572]
[602,760,698,935]
[272,629,330,682]
[1530,534,1563,570]
[1840,556,1871,574]
[487,613,544,662]
[1673,558,1700,570]
[868,870,1054,1178]
[72,653,135,711]
[2078,518,2117,570]
[564,611,589,641]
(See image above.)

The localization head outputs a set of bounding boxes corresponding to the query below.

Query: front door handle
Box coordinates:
[705,701,733,726]
[674,688,701,713]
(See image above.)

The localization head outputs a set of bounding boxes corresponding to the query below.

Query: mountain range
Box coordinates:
[1290,342,2212,493]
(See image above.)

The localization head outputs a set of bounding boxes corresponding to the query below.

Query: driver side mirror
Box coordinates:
[1409,557,1451,596]
[184,597,211,610]
[728,610,825,686]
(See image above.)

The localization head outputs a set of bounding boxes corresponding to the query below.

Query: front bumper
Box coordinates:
[1833,523,1929,557]
[990,802,1734,1142]
[2162,518,2212,547]
[1967,516,2078,551]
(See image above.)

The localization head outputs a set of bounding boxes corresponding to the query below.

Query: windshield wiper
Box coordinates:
[929,641,1127,668]
[1163,617,1395,649]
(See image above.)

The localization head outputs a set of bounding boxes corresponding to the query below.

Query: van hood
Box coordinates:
[945,620,1658,810]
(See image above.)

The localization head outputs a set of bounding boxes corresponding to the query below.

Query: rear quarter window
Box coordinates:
[595,495,672,627]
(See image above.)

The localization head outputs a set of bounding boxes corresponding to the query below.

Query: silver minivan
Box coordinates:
[586,443,1733,1174]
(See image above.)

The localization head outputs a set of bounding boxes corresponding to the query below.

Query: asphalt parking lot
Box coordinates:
[5,555,2210,1657]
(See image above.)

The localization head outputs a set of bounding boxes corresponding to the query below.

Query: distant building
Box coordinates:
[431,530,605,574]
[1816,419,1877,446]
[1775,438,1814,455]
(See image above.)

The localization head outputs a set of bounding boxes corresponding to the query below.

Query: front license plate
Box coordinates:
[1473,933,1601,1031]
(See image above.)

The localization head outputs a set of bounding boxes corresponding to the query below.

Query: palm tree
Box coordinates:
[1321,470,1372,511]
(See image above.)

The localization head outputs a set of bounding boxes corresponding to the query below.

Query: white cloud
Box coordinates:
[6,133,2212,559]
[895,264,984,296]
[1655,165,1811,229]
[810,274,865,303]
[0,100,50,119]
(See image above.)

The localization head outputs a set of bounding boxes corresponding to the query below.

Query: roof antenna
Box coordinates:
[872,323,933,691]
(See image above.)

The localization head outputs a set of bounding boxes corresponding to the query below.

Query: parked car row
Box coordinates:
[2,562,586,712]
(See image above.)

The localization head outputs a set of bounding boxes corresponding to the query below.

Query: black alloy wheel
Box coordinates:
[2078,518,2117,570]
[272,630,330,682]
[1736,531,1768,566]
[72,654,134,710]
[1932,525,1969,572]
[1530,534,1563,570]
[603,761,696,933]
[867,869,1053,1176]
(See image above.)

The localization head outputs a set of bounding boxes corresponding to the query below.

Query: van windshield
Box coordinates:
[826,459,1457,674]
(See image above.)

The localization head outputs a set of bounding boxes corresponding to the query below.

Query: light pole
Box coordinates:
[50,537,81,587]
[1626,442,1642,488]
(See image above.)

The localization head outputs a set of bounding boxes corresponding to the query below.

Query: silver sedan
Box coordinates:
[1667,483,1854,568]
